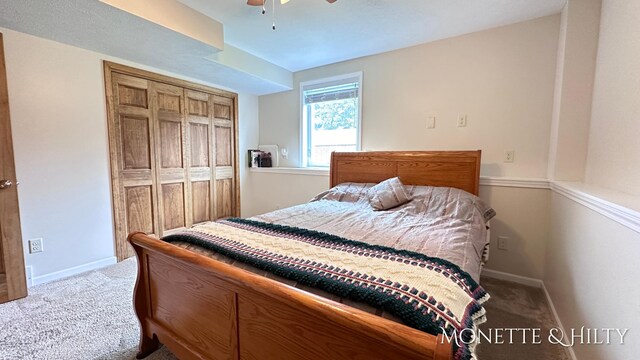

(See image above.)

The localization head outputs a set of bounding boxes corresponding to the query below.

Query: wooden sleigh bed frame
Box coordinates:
[128,150,482,360]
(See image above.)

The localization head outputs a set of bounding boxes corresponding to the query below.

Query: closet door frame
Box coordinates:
[104,61,240,261]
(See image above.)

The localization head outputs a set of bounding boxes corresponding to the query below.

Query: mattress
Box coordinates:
[171,182,494,324]
[252,182,494,281]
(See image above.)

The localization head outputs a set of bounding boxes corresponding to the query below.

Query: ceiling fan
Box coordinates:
[247,0,337,5]
[247,0,337,30]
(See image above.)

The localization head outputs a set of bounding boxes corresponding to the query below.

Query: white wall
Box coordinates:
[1,28,259,280]
[585,0,640,195]
[547,0,601,181]
[545,193,640,360]
[260,15,560,178]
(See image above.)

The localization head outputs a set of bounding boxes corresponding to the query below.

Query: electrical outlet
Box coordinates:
[28,238,44,254]
[497,236,509,251]
[504,150,515,163]
[426,116,436,129]
[457,114,467,127]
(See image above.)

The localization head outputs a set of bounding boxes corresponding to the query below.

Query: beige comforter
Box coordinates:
[252,183,495,281]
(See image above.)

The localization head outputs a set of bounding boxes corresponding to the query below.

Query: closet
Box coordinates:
[104,62,239,261]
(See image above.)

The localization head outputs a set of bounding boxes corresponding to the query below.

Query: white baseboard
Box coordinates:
[25,265,33,287]
[542,283,578,360]
[480,268,544,288]
[29,256,117,287]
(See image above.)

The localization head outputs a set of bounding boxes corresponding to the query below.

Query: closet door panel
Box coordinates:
[186,90,215,224]
[159,120,183,168]
[152,82,189,234]
[213,101,231,120]
[110,74,158,259]
[125,186,155,235]
[190,123,210,167]
[122,116,151,170]
[192,181,211,224]
[215,179,233,219]
[215,126,232,166]
[213,95,236,218]
[162,183,186,231]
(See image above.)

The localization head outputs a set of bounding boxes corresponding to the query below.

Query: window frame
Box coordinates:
[299,71,363,168]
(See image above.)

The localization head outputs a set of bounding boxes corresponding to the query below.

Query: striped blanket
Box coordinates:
[162,218,489,360]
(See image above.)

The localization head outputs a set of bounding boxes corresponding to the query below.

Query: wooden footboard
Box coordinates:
[129,232,453,360]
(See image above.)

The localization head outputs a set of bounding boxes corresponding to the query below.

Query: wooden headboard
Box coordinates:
[330,151,482,195]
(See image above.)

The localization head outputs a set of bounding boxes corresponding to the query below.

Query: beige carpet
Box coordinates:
[0,259,176,360]
[477,277,570,360]
[0,259,568,360]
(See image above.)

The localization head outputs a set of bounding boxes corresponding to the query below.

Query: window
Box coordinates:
[300,72,362,167]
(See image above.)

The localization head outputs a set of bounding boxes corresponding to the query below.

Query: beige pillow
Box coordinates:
[368,177,411,210]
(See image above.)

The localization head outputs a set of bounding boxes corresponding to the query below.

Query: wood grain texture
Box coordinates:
[105,61,240,261]
[191,181,210,224]
[330,151,482,195]
[239,291,444,360]
[159,121,183,169]
[148,254,238,359]
[0,241,4,274]
[214,103,231,120]
[152,82,189,235]
[216,179,232,219]
[108,72,156,260]
[215,126,231,166]
[189,123,209,167]
[162,183,186,231]
[0,33,28,302]
[128,233,453,360]
[122,116,151,170]
[118,85,148,108]
[188,98,208,117]
[157,93,180,113]
[125,186,154,235]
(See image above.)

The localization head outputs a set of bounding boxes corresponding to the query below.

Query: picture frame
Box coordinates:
[248,150,262,168]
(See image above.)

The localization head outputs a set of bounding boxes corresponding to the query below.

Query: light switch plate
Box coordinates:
[497,236,509,251]
[504,150,515,163]
[457,114,467,127]
[426,116,436,129]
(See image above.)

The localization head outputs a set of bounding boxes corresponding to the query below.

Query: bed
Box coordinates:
[128,150,489,360]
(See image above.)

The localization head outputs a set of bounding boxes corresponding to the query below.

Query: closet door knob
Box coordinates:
[0,180,12,189]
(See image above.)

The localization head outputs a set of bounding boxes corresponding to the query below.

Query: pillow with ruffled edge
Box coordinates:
[368,177,411,210]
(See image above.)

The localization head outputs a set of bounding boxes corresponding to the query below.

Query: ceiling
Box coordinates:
[0,0,566,95]
[179,0,566,72]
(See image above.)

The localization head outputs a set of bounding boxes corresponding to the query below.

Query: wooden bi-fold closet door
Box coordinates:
[106,63,239,261]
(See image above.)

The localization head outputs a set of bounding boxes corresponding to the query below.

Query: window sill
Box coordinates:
[249,167,330,176]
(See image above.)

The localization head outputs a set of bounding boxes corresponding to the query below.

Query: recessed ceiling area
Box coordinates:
[179,0,567,72]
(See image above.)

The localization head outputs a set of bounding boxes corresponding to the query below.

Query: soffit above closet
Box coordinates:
[0,0,292,95]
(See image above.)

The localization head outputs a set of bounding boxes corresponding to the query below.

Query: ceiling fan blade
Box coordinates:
[326,0,337,3]
[247,0,263,6]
